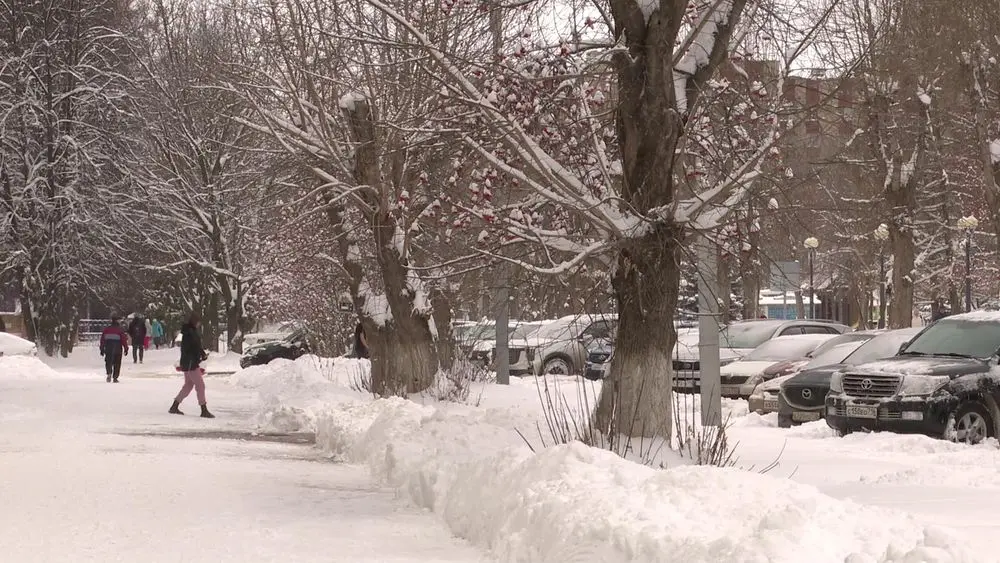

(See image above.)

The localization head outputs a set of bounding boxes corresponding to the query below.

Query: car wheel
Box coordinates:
[777,414,793,429]
[543,357,572,375]
[951,402,994,445]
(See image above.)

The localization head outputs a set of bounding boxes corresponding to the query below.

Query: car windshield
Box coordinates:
[808,333,871,358]
[844,329,922,365]
[743,337,827,361]
[532,319,583,341]
[465,324,533,341]
[803,341,865,369]
[898,318,1000,358]
[719,322,779,349]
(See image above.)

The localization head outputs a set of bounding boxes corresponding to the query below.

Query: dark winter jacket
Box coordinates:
[353,323,369,359]
[129,318,147,343]
[100,325,129,356]
[179,323,206,371]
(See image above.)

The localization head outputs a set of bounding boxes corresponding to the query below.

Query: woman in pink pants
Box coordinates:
[169,313,214,418]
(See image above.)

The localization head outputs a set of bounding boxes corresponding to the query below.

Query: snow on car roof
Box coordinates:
[943,311,1000,323]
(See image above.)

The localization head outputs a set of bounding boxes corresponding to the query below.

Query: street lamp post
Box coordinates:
[957,216,979,313]
[804,237,819,319]
[874,224,889,329]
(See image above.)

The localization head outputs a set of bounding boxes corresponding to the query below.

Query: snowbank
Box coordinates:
[230,355,369,432]
[250,360,980,562]
[0,356,61,379]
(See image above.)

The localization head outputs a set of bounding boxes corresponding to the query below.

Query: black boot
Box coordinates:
[200,404,215,419]
[169,401,184,415]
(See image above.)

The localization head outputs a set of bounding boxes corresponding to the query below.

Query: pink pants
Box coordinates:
[176,369,207,405]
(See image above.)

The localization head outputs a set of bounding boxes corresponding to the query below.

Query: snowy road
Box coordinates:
[0,373,488,563]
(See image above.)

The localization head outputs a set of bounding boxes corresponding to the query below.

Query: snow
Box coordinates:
[991,139,1000,164]
[948,310,1000,323]
[637,0,658,21]
[0,331,37,356]
[239,358,987,562]
[673,0,735,112]
[0,355,60,379]
[0,358,484,562]
[337,91,367,112]
[917,86,932,106]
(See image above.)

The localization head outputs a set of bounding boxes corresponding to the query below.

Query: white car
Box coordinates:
[0,333,38,357]
[717,333,836,398]
[673,319,851,393]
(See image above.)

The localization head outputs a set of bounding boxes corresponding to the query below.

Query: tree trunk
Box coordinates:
[430,287,455,369]
[203,294,220,352]
[339,97,440,395]
[887,229,915,328]
[595,227,678,438]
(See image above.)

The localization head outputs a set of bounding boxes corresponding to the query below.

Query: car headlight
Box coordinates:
[830,372,844,393]
[898,375,950,396]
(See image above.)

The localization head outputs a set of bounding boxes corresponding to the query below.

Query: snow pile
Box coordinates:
[312,395,977,562]
[233,359,982,562]
[0,356,61,379]
[230,355,370,433]
[0,332,37,356]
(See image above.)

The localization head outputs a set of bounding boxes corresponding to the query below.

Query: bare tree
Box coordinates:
[0,0,135,355]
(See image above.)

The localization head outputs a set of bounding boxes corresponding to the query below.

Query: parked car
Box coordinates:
[749,339,871,414]
[579,315,724,381]
[461,322,538,376]
[777,328,921,426]
[529,314,616,375]
[583,338,614,380]
[239,330,310,369]
[0,332,37,357]
[674,319,851,393]
[717,333,837,398]
[761,331,876,380]
[825,313,1000,443]
[242,321,300,349]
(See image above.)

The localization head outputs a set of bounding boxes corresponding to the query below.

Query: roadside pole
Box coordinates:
[495,266,510,385]
[697,234,722,426]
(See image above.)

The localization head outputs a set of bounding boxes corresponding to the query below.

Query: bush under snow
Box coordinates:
[240,357,980,562]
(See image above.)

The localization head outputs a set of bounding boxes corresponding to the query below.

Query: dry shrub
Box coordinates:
[519,375,746,469]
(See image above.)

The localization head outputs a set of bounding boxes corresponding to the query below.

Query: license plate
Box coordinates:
[720,385,741,395]
[763,399,779,411]
[845,405,877,419]
[792,411,821,422]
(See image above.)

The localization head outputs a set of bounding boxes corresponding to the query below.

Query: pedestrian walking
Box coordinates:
[99,316,128,383]
[151,319,165,349]
[129,314,147,364]
[144,317,153,350]
[169,313,214,418]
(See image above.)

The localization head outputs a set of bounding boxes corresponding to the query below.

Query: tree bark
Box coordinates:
[596,226,679,438]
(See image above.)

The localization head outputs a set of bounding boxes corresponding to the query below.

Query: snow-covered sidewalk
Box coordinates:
[0,360,487,562]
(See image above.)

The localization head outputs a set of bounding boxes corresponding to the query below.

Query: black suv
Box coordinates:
[239,330,310,369]
[825,313,1000,444]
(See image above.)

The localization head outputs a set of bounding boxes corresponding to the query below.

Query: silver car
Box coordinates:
[529,314,617,375]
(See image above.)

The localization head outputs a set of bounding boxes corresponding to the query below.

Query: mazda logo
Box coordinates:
[801,388,812,399]
[860,378,874,390]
